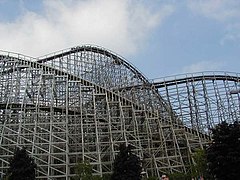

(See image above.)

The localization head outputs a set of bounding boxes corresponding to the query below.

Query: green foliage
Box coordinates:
[7,147,37,180]
[192,149,206,174]
[191,149,213,179]
[169,172,192,180]
[111,144,142,180]
[168,149,213,180]
[207,121,240,179]
[74,161,103,180]
[75,161,92,180]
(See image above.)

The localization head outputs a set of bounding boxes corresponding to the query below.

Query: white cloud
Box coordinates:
[182,61,226,73]
[187,0,240,46]
[187,0,240,21]
[0,0,174,57]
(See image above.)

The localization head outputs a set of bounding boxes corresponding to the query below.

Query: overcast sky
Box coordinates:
[0,0,239,79]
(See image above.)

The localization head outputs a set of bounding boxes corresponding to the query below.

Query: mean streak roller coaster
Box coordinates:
[0,45,239,179]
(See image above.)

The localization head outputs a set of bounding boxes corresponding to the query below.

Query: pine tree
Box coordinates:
[7,147,37,180]
[207,121,240,179]
[111,144,142,180]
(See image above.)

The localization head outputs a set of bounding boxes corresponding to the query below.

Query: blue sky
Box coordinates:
[0,0,239,79]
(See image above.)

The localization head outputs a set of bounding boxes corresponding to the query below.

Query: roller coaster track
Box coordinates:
[152,74,240,88]
[115,74,240,91]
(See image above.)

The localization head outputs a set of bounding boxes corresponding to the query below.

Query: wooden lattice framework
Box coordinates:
[0,45,239,179]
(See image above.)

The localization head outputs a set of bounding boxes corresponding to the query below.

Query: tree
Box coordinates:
[191,149,213,180]
[206,121,240,179]
[75,161,102,180]
[7,147,37,180]
[111,144,142,180]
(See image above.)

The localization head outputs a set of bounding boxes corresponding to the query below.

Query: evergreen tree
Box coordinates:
[7,147,37,180]
[207,121,240,179]
[111,144,142,180]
